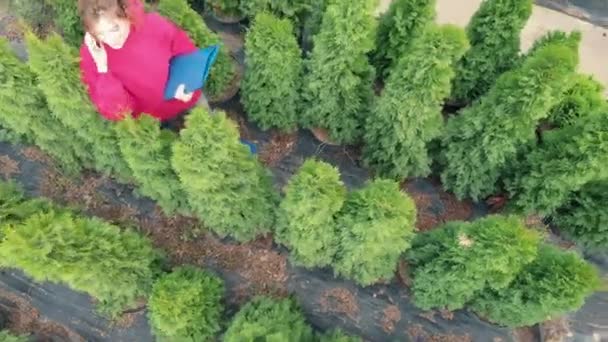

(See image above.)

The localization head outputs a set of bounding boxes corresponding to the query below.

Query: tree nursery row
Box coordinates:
[2,0,607,340]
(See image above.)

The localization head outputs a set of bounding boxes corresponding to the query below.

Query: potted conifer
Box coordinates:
[206,0,246,23]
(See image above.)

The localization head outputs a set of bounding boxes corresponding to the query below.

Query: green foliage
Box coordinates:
[172,107,277,241]
[523,30,581,61]
[372,0,436,79]
[472,244,600,327]
[276,160,346,268]
[363,25,469,179]
[25,32,131,179]
[45,0,84,47]
[408,215,540,310]
[301,0,376,144]
[208,0,243,17]
[508,113,608,215]
[115,115,189,214]
[0,331,28,342]
[553,181,608,250]
[148,266,224,341]
[0,210,161,317]
[0,37,83,174]
[317,329,361,342]
[9,0,55,35]
[0,181,54,234]
[157,0,236,99]
[223,297,314,341]
[334,179,416,286]
[242,13,303,132]
[440,41,579,200]
[547,74,605,128]
[451,0,532,104]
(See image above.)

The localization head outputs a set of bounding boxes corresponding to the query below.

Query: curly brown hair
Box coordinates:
[77,0,132,32]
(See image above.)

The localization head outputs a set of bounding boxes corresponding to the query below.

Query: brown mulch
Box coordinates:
[0,289,83,341]
[380,305,401,333]
[319,288,360,322]
[540,317,571,342]
[407,324,472,342]
[20,147,54,165]
[403,179,473,232]
[259,132,298,167]
[0,16,23,42]
[0,155,19,180]
[396,259,412,288]
[439,308,455,321]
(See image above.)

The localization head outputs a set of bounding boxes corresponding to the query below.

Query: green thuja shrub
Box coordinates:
[523,30,581,61]
[317,330,362,342]
[242,13,303,132]
[334,179,416,286]
[472,244,600,327]
[115,115,189,214]
[9,0,55,35]
[172,107,277,241]
[372,0,436,79]
[45,0,83,47]
[553,181,608,250]
[276,160,346,268]
[301,0,376,144]
[0,211,161,316]
[508,113,608,215]
[0,182,54,231]
[407,215,540,310]
[440,41,579,200]
[0,37,83,174]
[207,0,242,17]
[148,266,224,341]
[223,297,314,341]
[157,0,236,99]
[363,25,468,179]
[0,331,28,342]
[547,74,606,128]
[25,32,131,179]
[451,0,532,104]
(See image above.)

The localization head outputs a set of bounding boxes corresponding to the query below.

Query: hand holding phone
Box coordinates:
[85,32,108,73]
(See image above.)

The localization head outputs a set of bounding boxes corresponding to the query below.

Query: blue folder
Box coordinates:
[164,45,220,100]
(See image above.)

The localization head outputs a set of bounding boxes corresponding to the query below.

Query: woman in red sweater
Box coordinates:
[78,0,206,122]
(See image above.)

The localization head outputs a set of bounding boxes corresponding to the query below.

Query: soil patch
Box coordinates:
[20,147,53,165]
[259,131,298,167]
[396,259,412,288]
[407,323,472,342]
[439,309,455,321]
[0,15,22,42]
[319,288,360,322]
[0,288,82,341]
[380,305,401,333]
[0,155,19,180]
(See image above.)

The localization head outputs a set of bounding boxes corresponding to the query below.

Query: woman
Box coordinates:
[79,0,207,123]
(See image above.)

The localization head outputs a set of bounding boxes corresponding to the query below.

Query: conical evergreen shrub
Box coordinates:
[45,0,83,47]
[275,159,346,268]
[318,330,362,342]
[553,180,608,250]
[472,244,600,327]
[157,0,236,99]
[0,331,27,342]
[334,179,416,286]
[440,41,578,200]
[115,115,189,214]
[207,0,243,17]
[242,13,303,132]
[371,0,436,79]
[508,112,608,215]
[148,266,224,341]
[25,32,131,179]
[407,215,540,310]
[223,297,314,341]
[363,25,468,179]
[301,0,376,144]
[523,30,581,61]
[547,74,605,128]
[171,107,277,241]
[0,181,54,233]
[0,38,83,174]
[0,210,161,317]
[451,0,532,104]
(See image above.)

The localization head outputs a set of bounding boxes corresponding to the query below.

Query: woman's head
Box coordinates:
[78,0,134,49]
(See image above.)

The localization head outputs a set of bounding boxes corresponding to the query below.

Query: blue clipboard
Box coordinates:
[164,45,220,100]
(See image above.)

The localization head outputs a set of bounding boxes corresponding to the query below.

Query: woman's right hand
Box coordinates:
[85,32,108,73]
